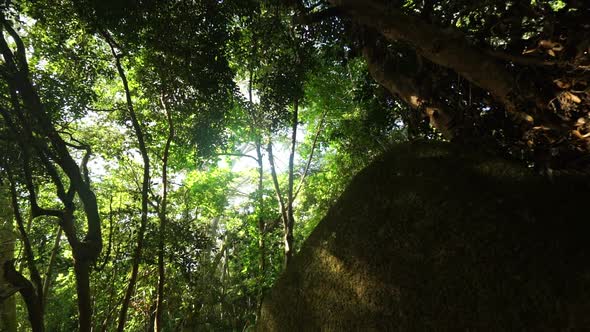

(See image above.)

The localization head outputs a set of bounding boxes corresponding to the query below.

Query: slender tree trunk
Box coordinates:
[42,226,62,308]
[97,196,115,272]
[247,68,267,318]
[104,33,151,332]
[267,141,289,230]
[100,229,123,332]
[155,95,174,332]
[255,138,265,298]
[255,145,266,274]
[266,99,299,270]
[8,177,44,317]
[284,99,298,268]
[293,109,326,200]
[0,184,17,332]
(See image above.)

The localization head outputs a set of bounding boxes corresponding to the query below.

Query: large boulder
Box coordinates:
[258,142,590,331]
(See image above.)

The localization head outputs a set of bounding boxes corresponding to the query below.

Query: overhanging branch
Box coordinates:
[329,0,538,123]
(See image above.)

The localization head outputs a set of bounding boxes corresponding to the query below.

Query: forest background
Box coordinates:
[0,0,589,331]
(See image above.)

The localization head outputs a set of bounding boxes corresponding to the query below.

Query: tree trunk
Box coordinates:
[3,260,44,332]
[0,19,102,331]
[7,176,45,329]
[265,99,299,270]
[155,95,174,332]
[247,68,267,318]
[74,259,92,332]
[0,184,17,332]
[254,136,265,318]
[293,109,326,201]
[266,141,289,236]
[284,99,298,269]
[104,34,152,332]
[42,226,62,308]
[266,102,299,270]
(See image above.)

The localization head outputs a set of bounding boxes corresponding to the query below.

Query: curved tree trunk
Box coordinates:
[3,261,44,332]
[0,18,102,331]
[102,32,152,332]
[6,176,45,330]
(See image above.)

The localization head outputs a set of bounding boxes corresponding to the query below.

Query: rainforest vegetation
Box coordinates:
[0,0,589,330]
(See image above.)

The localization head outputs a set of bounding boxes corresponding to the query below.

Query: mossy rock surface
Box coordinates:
[258,141,590,331]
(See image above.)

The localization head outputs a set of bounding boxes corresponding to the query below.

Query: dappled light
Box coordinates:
[1,0,589,330]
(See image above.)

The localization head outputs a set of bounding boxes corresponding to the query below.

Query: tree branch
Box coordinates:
[267,141,288,225]
[329,0,538,123]
[293,109,327,201]
[361,44,456,139]
[214,152,259,163]
[295,7,342,24]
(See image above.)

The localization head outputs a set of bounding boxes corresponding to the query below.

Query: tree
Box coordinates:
[294,0,590,171]
[0,10,102,330]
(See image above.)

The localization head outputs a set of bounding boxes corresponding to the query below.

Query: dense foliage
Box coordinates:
[0,0,588,330]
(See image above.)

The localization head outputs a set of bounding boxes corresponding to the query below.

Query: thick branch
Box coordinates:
[330,0,536,122]
[362,45,456,139]
[3,260,44,332]
[295,7,342,24]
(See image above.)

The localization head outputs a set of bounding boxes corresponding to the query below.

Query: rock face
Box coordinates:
[258,142,590,331]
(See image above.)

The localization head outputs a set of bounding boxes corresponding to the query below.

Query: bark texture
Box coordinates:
[258,141,590,331]
[330,0,534,121]
[0,18,101,331]
[0,185,17,332]
[3,261,44,332]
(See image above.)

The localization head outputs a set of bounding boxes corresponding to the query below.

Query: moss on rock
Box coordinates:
[258,141,590,331]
